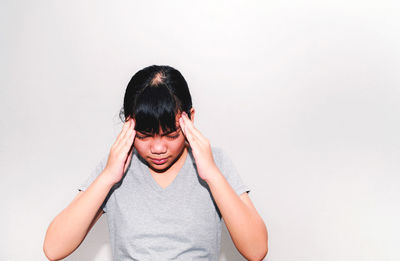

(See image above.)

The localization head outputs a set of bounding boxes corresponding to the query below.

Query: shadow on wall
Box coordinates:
[64,217,247,260]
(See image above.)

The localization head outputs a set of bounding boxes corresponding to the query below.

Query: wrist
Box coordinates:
[204,166,224,186]
[99,169,119,187]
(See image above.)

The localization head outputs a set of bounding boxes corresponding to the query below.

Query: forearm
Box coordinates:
[206,168,268,261]
[43,171,115,260]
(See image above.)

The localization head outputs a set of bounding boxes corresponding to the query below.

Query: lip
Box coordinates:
[149,157,168,165]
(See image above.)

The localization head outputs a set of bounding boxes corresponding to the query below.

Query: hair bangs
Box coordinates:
[133,84,179,134]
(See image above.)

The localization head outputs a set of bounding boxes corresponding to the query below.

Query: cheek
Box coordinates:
[169,137,186,151]
[133,140,147,153]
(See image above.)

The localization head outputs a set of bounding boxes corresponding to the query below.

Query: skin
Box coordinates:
[43,108,268,261]
[133,112,189,188]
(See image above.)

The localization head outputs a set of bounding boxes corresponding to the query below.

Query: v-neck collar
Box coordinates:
[137,148,191,194]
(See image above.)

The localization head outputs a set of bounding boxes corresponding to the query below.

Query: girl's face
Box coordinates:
[133,111,194,172]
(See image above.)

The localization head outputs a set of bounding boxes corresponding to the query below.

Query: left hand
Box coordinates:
[179,112,218,182]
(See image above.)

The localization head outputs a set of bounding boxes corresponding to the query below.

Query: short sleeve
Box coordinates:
[212,147,250,196]
[78,154,110,212]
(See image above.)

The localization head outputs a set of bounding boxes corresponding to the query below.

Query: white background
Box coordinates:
[1,0,399,260]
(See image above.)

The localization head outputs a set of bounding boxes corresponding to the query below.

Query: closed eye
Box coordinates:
[136,133,151,140]
[166,133,180,139]
[164,128,182,139]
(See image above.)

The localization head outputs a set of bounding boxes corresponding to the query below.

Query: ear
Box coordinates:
[189,108,195,123]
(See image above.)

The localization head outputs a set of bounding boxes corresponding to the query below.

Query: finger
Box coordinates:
[179,116,186,136]
[120,118,135,141]
[181,119,197,146]
[120,120,136,153]
[123,119,135,140]
[179,116,195,144]
[127,124,136,147]
[115,119,134,152]
[181,113,207,143]
[115,119,132,145]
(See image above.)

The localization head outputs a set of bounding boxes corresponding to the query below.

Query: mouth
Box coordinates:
[149,157,168,165]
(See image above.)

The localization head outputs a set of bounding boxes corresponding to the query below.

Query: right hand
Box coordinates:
[103,117,136,185]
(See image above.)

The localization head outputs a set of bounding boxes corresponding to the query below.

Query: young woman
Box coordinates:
[43,65,268,260]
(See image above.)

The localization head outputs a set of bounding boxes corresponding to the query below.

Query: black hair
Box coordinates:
[119,65,193,134]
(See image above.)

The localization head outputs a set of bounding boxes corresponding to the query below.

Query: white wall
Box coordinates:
[1,0,399,260]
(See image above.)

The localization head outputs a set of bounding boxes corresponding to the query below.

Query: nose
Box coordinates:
[150,136,167,155]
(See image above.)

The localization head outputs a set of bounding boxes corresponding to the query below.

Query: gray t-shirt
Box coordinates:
[79,147,250,260]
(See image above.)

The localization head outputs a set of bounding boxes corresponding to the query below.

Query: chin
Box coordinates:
[149,162,172,173]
